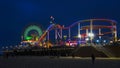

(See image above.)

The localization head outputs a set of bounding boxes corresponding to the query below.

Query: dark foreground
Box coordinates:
[0,56,120,68]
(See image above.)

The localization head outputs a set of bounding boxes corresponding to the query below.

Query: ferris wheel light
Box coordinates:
[26,36,32,40]
[24,25,43,41]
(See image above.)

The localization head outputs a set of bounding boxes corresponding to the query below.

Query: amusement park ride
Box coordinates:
[21,17,118,48]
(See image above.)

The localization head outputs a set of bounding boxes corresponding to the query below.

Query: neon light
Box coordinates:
[96,40,99,43]
[26,36,32,40]
[24,25,43,40]
[38,24,55,42]
[103,40,106,43]
[88,33,94,37]
[78,34,81,38]
[85,38,89,41]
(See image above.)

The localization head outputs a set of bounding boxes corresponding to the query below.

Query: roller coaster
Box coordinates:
[22,18,118,47]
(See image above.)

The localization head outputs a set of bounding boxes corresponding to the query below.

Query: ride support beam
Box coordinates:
[47,31,49,41]
[78,23,80,35]
[69,28,71,40]
[90,20,93,43]
[86,29,88,37]
[55,29,58,40]
[99,28,102,39]
[60,28,63,39]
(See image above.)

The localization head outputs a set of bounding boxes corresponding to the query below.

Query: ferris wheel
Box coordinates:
[22,25,43,41]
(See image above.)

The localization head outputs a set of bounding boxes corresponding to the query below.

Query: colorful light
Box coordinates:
[88,33,94,37]
[78,34,81,38]
[96,40,99,43]
[24,25,43,40]
[85,38,89,41]
[103,40,106,43]
[26,36,32,40]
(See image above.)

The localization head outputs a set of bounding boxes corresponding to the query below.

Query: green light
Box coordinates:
[26,36,32,40]
[23,25,43,40]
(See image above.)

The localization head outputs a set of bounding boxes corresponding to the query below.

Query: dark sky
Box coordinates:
[0,0,120,46]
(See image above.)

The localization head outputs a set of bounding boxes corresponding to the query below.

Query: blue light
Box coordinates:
[103,40,106,43]
[96,40,99,43]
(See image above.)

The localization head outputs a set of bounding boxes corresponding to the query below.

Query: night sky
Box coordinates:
[0,0,120,46]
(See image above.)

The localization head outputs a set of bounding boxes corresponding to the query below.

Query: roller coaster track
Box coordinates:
[38,23,67,44]
[37,18,117,44]
[38,24,55,43]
